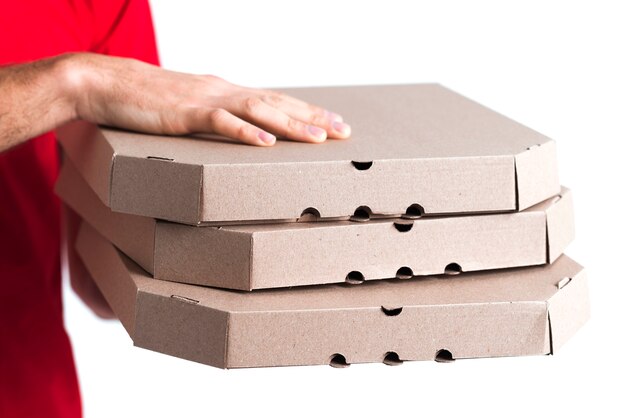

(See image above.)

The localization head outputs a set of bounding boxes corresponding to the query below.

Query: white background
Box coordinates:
[63,1,625,417]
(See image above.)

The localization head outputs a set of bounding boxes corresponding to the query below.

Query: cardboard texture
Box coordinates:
[77,222,590,369]
[57,160,574,290]
[57,84,560,225]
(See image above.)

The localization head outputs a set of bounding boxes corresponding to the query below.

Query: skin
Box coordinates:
[0,53,352,318]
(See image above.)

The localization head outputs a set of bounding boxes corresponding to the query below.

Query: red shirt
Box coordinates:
[0,1,159,417]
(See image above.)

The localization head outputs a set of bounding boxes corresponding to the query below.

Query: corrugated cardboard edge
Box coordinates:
[514,139,560,211]
[76,221,139,337]
[547,263,590,353]
[545,189,575,263]
[56,121,115,206]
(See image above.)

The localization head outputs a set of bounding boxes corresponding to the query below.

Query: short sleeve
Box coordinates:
[90,0,160,66]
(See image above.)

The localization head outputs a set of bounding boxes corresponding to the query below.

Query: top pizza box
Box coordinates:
[57,84,559,225]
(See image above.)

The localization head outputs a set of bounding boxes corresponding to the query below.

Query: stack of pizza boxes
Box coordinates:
[56,84,589,368]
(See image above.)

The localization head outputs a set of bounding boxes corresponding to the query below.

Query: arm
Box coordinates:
[0,53,351,153]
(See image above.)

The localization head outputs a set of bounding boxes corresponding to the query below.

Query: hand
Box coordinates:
[64,205,115,319]
[1,53,351,152]
[64,53,351,146]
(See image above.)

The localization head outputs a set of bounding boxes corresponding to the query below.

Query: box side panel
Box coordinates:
[133,294,229,368]
[201,157,515,222]
[57,160,157,273]
[56,121,115,205]
[251,212,546,289]
[225,302,548,368]
[548,267,590,352]
[515,140,560,211]
[154,224,252,290]
[110,156,203,224]
[545,189,575,263]
[76,222,140,338]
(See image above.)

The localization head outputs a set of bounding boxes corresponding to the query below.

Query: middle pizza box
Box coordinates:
[56,159,574,291]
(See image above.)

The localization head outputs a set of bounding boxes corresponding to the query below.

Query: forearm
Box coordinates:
[0,55,78,152]
[0,53,350,152]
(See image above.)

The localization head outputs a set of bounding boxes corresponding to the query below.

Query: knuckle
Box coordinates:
[236,124,251,140]
[308,112,327,126]
[286,117,305,133]
[207,108,229,126]
[262,93,283,107]
[243,97,263,114]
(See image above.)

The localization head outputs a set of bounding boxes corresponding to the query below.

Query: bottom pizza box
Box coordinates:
[76,221,590,369]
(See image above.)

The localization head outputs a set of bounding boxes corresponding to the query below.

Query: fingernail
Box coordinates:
[307,125,327,140]
[258,131,275,144]
[332,121,351,136]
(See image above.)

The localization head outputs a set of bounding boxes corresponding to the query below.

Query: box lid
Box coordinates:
[58,84,560,224]
[77,221,589,369]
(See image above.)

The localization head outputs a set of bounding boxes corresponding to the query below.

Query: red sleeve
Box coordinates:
[90,0,160,66]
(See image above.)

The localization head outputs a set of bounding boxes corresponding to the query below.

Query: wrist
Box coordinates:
[53,53,92,122]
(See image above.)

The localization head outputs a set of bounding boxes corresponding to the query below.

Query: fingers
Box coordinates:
[184,84,352,146]
[204,108,277,146]
[231,97,330,143]
[260,93,351,139]
[241,88,351,139]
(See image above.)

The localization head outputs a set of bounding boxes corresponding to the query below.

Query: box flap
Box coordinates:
[514,140,560,210]
[77,222,230,367]
[56,121,115,205]
[154,223,253,289]
[76,221,142,337]
[56,160,157,273]
[547,262,590,353]
[110,154,203,224]
[545,188,575,263]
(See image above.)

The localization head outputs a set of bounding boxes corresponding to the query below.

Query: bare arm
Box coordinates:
[0,56,77,151]
[0,53,351,153]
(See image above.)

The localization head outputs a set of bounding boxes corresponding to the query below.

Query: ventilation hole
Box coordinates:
[351,160,373,171]
[170,295,199,305]
[393,221,414,232]
[444,263,462,275]
[350,206,372,222]
[435,349,455,363]
[381,306,403,316]
[395,267,414,280]
[383,351,403,366]
[402,204,424,219]
[329,353,350,368]
[345,271,365,284]
[147,156,174,162]
[557,277,572,289]
[298,207,321,222]
[526,144,541,150]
